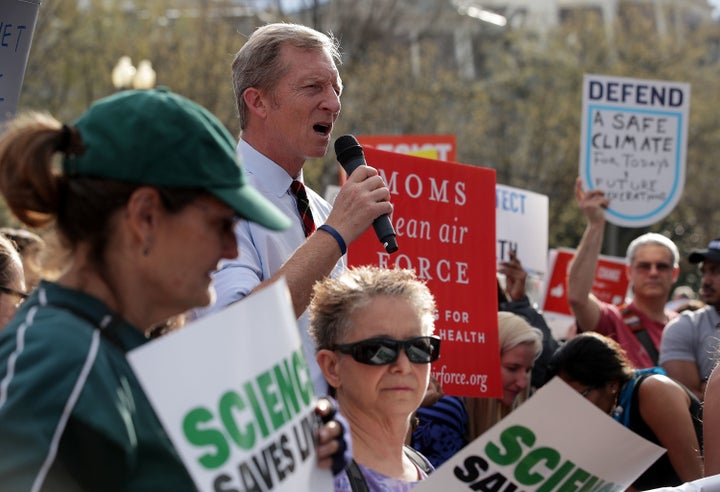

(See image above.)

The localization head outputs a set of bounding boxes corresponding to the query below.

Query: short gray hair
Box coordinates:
[309,266,436,351]
[626,232,679,267]
[231,23,341,130]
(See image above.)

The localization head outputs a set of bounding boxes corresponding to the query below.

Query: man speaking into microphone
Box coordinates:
[193,23,393,395]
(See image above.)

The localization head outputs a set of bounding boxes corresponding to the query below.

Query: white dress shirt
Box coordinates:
[194,139,346,395]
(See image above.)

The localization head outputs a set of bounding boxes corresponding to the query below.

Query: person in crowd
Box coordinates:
[0,234,26,330]
[671,298,706,315]
[409,380,467,469]
[0,89,348,490]
[661,238,720,401]
[310,266,438,490]
[546,332,703,490]
[0,227,46,291]
[463,311,544,442]
[498,250,559,390]
[193,22,393,395]
[568,178,680,368]
[665,285,700,313]
[410,312,542,468]
[704,361,720,476]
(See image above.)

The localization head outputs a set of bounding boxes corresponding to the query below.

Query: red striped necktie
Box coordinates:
[290,180,316,237]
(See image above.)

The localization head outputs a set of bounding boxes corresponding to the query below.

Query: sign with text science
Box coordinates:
[414,378,665,492]
[127,280,331,492]
[579,74,690,228]
[496,184,549,278]
[359,134,457,162]
[1,0,41,123]
[348,146,501,398]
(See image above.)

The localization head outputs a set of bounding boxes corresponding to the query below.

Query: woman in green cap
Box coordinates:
[0,89,348,491]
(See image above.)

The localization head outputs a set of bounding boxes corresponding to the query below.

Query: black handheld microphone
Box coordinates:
[334,134,399,254]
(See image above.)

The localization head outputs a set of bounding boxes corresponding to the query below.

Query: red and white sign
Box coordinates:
[348,147,500,398]
[541,248,628,339]
[359,134,456,162]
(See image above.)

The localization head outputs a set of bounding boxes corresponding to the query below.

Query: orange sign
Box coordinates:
[347,146,500,398]
[358,135,457,162]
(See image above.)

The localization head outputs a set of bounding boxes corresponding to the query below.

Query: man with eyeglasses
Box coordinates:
[567,178,680,369]
[659,238,720,400]
[0,234,27,330]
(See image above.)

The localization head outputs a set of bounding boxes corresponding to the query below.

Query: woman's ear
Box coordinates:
[317,349,341,389]
[608,381,620,396]
[125,187,162,254]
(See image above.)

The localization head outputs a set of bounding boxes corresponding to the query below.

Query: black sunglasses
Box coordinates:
[329,336,441,366]
[0,286,27,303]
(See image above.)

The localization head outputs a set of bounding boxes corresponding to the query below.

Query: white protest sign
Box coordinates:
[1,0,41,123]
[414,378,664,492]
[645,475,720,492]
[579,74,690,227]
[127,280,332,492]
[496,183,548,277]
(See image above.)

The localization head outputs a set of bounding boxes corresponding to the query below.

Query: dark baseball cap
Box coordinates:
[689,238,720,264]
[63,87,290,231]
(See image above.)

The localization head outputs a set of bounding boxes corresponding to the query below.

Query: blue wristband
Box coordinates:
[318,224,347,256]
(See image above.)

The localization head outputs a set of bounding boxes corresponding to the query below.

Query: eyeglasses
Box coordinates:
[633,261,673,273]
[329,336,441,366]
[0,286,28,306]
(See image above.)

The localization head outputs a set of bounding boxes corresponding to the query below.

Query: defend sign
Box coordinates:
[348,147,501,398]
[579,74,690,227]
[127,280,331,492]
[414,378,664,492]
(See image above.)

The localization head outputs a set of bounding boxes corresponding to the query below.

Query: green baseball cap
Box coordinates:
[63,87,290,231]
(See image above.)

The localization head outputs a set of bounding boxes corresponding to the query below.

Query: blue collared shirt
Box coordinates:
[194,139,346,394]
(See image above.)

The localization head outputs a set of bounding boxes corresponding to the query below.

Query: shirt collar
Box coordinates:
[238,139,304,198]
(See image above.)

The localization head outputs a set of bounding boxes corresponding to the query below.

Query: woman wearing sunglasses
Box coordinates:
[310,266,439,491]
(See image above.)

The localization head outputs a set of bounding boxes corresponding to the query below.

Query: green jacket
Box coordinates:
[0,281,196,491]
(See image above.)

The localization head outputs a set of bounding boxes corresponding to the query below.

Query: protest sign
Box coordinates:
[496,184,548,304]
[579,74,690,227]
[359,134,457,162]
[541,248,628,340]
[645,475,720,492]
[348,146,501,398]
[127,280,331,492]
[414,378,665,492]
[495,184,548,277]
[0,0,41,123]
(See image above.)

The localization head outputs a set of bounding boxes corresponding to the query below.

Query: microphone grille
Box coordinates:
[334,134,363,164]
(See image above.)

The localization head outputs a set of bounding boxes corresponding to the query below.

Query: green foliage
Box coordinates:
[12,0,720,292]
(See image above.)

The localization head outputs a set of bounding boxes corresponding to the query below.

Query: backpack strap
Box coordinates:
[346,447,433,492]
[621,305,660,366]
[614,367,666,427]
[403,444,433,475]
[346,460,370,492]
